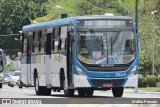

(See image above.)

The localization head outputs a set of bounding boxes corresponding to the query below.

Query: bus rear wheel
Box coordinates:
[35,74,44,95]
[112,87,124,97]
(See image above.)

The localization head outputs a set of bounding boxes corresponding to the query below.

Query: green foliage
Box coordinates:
[138,75,159,87]
[138,78,147,87]
[138,50,151,76]
[4,64,15,72]
[0,0,47,57]
[44,0,135,19]
[146,75,157,87]
[156,76,160,82]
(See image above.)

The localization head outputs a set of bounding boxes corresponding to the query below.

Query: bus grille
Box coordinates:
[84,66,129,71]
[91,79,124,87]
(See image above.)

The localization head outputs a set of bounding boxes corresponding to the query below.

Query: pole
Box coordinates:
[135,0,138,31]
[152,13,155,75]
[151,10,158,75]
[134,0,138,94]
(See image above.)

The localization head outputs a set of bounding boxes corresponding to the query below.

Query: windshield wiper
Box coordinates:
[111,30,120,55]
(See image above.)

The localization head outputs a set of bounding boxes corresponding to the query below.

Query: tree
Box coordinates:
[0,0,47,58]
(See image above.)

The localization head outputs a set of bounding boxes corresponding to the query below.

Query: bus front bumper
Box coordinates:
[73,74,138,88]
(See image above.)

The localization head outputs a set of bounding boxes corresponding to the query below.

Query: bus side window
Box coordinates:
[60,39,66,51]
[52,29,55,51]
[21,33,24,54]
[38,31,42,52]
[39,30,47,53]
[54,27,60,52]
[22,33,27,55]
[60,26,67,51]
[34,31,39,53]
[32,32,35,53]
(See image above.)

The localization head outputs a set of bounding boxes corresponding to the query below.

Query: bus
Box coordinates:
[20,15,138,97]
[0,49,4,88]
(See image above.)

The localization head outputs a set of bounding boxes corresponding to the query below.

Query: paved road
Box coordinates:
[0,84,160,98]
[0,84,159,107]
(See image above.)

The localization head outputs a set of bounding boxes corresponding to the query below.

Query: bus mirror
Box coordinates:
[20,36,22,41]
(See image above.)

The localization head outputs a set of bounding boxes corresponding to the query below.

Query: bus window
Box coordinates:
[54,27,60,52]
[41,30,46,53]
[38,31,42,52]
[34,31,39,53]
[52,29,55,51]
[32,32,35,53]
[21,33,27,54]
[61,39,66,51]
[60,26,67,51]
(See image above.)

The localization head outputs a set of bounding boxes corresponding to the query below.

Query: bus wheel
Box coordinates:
[78,89,86,97]
[86,89,94,96]
[44,87,51,95]
[112,87,124,97]
[34,74,45,95]
[64,89,75,97]
[0,83,2,88]
[63,79,74,97]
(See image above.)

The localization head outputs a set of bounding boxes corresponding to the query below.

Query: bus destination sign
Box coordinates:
[77,20,133,28]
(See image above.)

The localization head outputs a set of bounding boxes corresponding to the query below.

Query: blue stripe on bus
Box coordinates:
[22,17,76,32]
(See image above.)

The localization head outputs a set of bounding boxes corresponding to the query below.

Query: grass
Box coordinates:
[138,87,160,92]
[125,87,160,92]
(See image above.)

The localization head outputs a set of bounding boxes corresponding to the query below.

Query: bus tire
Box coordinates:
[61,69,74,97]
[19,85,22,88]
[0,83,2,88]
[86,89,94,96]
[64,89,75,97]
[44,87,51,95]
[112,87,124,97]
[63,77,74,97]
[78,89,86,97]
[34,74,45,95]
[10,84,14,87]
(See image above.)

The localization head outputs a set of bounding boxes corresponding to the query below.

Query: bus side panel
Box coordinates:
[51,54,67,87]
[124,74,138,87]
[37,55,46,86]
[31,55,46,86]
[45,55,52,87]
[73,74,91,87]
[20,55,28,85]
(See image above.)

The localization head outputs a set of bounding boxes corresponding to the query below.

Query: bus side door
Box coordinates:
[67,28,74,87]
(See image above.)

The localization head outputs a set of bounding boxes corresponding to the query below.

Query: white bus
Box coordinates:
[20,15,139,97]
[0,49,4,88]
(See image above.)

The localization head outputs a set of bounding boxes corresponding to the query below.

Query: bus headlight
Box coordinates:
[128,66,137,77]
[75,66,87,77]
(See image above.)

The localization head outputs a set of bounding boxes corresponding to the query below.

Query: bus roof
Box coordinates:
[22,15,133,32]
[22,17,76,32]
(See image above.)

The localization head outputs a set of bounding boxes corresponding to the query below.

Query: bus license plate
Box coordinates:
[102,83,113,87]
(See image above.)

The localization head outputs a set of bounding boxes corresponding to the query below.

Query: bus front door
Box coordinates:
[67,32,74,87]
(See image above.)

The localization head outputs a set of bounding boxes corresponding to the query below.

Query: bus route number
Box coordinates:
[115,72,126,77]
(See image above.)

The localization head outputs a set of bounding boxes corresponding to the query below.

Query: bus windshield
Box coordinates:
[77,31,135,65]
